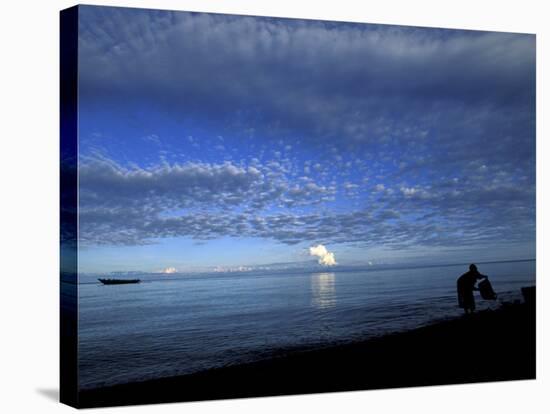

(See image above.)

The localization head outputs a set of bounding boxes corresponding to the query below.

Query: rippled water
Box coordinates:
[75,260,535,389]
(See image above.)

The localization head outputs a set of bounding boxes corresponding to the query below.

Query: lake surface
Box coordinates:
[75,260,535,389]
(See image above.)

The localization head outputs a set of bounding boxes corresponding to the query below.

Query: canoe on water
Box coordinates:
[98,278,141,285]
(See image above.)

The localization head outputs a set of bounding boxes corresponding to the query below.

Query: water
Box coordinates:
[75,260,535,389]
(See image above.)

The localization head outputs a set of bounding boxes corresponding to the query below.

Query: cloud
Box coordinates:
[79,156,339,214]
[158,267,177,274]
[78,6,535,154]
[74,7,535,258]
[77,179,535,250]
[309,244,337,266]
[76,152,535,252]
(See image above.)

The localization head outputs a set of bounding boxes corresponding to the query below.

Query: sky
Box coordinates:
[76,5,536,273]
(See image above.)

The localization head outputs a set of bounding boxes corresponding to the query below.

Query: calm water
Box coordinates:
[75,260,535,389]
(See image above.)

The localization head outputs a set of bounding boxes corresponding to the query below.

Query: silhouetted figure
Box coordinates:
[457,264,488,314]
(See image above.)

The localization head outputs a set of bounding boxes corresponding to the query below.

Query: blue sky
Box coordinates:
[76,6,536,273]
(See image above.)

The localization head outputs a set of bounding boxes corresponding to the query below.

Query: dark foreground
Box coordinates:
[78,301,535,408]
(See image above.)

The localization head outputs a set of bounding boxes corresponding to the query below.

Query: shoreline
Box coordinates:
[78,300,535,408]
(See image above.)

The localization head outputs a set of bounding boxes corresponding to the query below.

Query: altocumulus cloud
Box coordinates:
[75,6,535,257]
[78,154,535,249]
[79,156,264,210]
[78,7,535,154]
[79,156,336,213]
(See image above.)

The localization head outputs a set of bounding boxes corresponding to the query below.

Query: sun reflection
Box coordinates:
[311,272,336,309]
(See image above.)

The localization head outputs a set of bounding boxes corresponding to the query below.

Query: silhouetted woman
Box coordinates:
[457,264,488,314]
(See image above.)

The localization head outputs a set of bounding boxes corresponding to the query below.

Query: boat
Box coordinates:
[98,278,141,285]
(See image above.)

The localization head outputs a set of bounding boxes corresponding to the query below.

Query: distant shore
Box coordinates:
[78,297,535,408]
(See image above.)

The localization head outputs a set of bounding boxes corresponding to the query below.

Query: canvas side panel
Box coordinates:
[60,5,79,408]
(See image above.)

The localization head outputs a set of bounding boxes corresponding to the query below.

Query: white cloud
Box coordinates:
[400,186,418,196]
[159,267,177,274]
[309,244,337,266]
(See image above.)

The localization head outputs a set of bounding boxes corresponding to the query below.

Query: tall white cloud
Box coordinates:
[309,244,337,266]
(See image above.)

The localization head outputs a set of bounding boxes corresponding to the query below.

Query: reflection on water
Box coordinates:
[311,272,336,309]
[78,261,535,388]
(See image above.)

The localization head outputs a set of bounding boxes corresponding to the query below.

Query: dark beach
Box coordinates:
[78,293,535,408]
